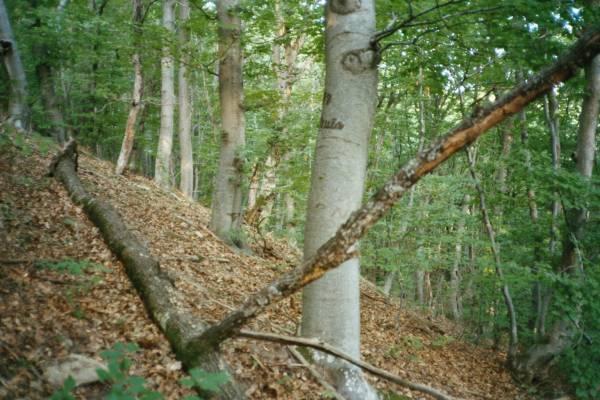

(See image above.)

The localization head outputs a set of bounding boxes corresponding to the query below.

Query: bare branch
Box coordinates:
[372,0,465,44]
[239,330,460,400]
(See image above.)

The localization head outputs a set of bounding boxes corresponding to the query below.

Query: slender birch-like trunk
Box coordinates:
[116,0,144,175]
[466,147,519,367]
[211,0,245,240]
[154,0,176,189]
[178,0,193,198]
[0,0,28,130]
[301,1,378,398]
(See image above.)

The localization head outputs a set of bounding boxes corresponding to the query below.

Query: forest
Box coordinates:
[1,0,599,399]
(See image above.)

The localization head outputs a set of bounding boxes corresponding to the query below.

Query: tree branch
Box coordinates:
[184,25,600,365]
[239,329,459,400]
[372,0,465,44]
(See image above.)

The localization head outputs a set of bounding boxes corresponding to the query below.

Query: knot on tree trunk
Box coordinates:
[330,0,361,15]
[341,49,378,74]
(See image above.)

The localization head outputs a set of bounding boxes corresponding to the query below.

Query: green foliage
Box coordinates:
[431,335,454,349]
[35,259,102,276]
[560,266,600,400]
[97,342,164,400]
[50,342,230,400]
[49,376,76,400]
[179,368,230,400]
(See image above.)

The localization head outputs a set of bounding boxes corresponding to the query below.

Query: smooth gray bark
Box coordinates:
[155,0,176,189]
[301,1,378,398]
[0,0,28,130]
[178,0,193,199]
[211,0,245,240]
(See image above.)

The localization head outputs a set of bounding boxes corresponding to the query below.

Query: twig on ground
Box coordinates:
[287,346,346,400]
[238,329,460,400]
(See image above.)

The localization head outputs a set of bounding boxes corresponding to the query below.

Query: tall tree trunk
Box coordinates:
[466,147,519,367]
[247,0,304,227]
[154,0,176,189]
[520,104,547,339]
[300,1,378,398]
[115,0,144,175]
[37,63,67,144]
[516,52,600,383]
[449,196,468,320]
[178,0,193,198]
[544,89,561,255]
[0,0,28,131]
[210,0,245,241]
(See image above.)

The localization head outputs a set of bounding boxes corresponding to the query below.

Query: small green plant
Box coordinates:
[49,376,76,400]
[50,343,230,400]
[97,342,163,400]
[35,259,103,276]
[180,368,230,400]
[386,344,401,359]
[226,228,247,248]
[401,334,423,351]
[431,335,454,348]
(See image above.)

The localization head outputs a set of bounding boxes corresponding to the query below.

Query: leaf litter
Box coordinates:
[0,134,532,399]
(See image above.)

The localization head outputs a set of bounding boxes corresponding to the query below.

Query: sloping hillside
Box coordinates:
[0,132,531,399]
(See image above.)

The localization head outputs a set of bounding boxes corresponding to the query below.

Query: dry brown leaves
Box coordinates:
[0,135,531,399]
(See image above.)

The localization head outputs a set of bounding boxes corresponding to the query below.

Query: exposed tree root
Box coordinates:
[49,139,244,399]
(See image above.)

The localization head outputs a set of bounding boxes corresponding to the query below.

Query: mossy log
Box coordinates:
[49,140,244,399]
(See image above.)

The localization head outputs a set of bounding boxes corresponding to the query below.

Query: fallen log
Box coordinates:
[49,140,244,399]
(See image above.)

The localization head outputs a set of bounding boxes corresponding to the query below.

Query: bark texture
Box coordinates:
[154,0,176,189]
[211,0,245,240]
[0,0,28,130]
[187,29,600,360]
[49,141,244,399]
[300,1,379,398]
[178,0,193,199]
[116,0,144,175]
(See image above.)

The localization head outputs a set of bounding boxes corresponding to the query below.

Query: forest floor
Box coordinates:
[0,131,535,399]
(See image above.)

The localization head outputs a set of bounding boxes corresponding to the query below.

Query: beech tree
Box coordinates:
[178,0,193,199]
[300,0,378,398]
[0,0,28,131]
[211,0,245,241]
[155,0,176,189]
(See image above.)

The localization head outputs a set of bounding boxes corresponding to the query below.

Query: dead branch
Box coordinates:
[287,346,346,400]
[186,27,600,356]
[239,329,460,400]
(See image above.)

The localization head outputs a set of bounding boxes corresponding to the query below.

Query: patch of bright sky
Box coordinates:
[204,1,215,12]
